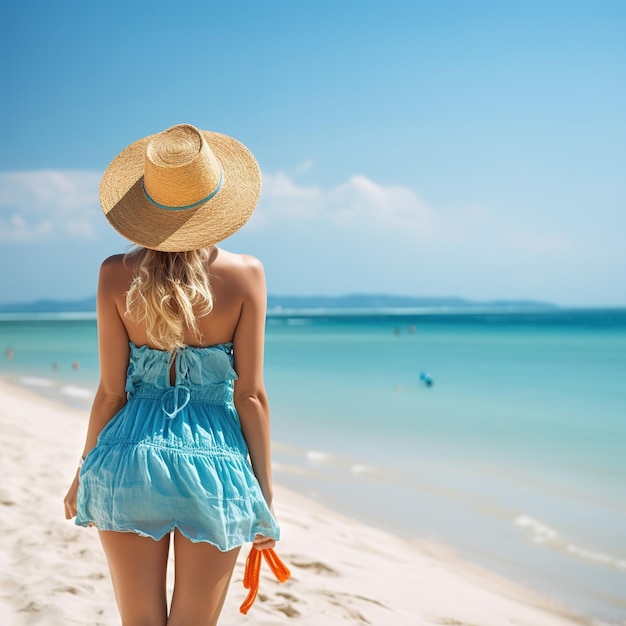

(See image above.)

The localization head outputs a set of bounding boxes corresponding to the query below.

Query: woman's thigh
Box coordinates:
[167,530,241,626]
[98,530,170,626]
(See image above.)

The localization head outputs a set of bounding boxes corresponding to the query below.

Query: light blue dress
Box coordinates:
[76,342,280,551]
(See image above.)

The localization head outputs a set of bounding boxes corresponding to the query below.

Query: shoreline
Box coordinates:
[0,377,594,626]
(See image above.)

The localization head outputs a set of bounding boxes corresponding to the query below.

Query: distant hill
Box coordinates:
[0,294,556,314]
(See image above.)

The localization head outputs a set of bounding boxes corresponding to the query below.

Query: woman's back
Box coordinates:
[103,247,264,350]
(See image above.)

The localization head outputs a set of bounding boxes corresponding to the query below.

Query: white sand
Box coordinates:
[0,379,589,626]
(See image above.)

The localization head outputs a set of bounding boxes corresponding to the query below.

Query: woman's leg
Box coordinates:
[99,530,170,626]
[167,529,241,626]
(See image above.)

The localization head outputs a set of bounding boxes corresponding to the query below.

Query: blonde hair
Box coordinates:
[124,247,214,350]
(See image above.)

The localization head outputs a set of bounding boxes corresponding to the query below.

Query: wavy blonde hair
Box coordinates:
[124,247,214,350]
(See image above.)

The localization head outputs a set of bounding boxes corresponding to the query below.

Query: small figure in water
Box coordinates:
[419,372,434,387]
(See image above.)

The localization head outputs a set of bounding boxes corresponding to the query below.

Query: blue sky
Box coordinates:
[1,0,624,306]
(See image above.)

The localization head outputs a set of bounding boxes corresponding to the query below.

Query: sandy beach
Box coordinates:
[0,378,591,626]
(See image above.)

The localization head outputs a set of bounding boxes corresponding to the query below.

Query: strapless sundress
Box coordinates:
[76,342,280,551]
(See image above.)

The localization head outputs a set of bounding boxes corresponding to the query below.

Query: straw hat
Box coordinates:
[99,124,261,251]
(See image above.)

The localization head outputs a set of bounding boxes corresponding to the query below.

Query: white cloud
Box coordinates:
[256,171,434,237]
[253,171,570,255]
[0,170,101,241]
[0,214,54,241]
[0,168,571,258]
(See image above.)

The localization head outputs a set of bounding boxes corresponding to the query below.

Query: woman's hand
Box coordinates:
[63,472,80,520]
[253,534,276,551]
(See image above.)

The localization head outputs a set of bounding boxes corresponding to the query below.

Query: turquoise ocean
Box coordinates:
[1,308,624,624]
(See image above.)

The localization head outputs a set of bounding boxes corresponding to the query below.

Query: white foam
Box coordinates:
[286,318,312,326]
[566,544,626,571]
[515,514,626,571]
[19,376,54,388]
[60,385,93,399]
[306,450,331,462]
[272,462,312,476]
[514,514,558,543]
[350,464,378,476]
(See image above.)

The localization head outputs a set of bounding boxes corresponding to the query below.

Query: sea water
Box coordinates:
[1,309,625,623]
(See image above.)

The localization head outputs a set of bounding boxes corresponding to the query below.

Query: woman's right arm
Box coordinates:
[64,257,130,520]
[231,257,275,516]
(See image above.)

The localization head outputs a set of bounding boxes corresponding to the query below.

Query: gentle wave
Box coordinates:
[301,450,382,479]
[272,445,385,479]
[514,515,626,571]
[515,514,558,543]
[566,544,626,570]
[60,385,94,399]
[286,318,313,326]
[272,462,315,477]
[350,464,380,476]
[19,376,54,388]
[306,450,333,462]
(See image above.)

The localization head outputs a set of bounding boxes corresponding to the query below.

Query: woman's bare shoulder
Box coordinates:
[213,249,264,282]
[99,254,133,292]
[100,253,127,269]
[210,250,265,308]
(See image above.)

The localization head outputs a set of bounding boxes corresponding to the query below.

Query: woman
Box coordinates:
[64,124,280,625]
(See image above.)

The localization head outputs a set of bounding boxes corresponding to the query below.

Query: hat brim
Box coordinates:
[99,130,261,252]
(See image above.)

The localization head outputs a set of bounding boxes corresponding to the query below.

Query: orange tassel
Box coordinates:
[239,547,291,614]
[263,548,291,582]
